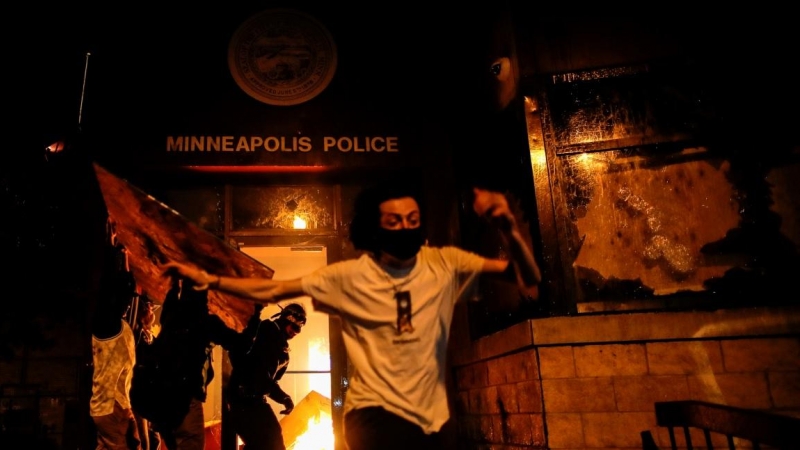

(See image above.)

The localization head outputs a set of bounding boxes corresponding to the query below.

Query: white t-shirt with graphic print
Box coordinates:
[302,246,486,434]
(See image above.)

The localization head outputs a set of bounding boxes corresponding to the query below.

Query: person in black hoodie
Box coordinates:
[130,296,161,450]
[226,302,306,450]
[132,276,239,450]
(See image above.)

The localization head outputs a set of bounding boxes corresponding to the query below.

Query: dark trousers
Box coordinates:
[228,399,285,450]
[156,398,205,450]
[344,407,441,450]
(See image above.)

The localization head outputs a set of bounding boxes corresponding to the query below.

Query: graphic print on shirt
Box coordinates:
[395,291,414,335]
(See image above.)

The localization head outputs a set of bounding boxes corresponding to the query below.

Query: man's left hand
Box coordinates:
[473,188,514,231]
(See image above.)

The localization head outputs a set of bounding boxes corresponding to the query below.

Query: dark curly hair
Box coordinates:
[348,181,426,253]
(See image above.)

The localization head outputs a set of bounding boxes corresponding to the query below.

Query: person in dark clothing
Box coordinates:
[226,302,306,450]
[131,296,161,450]
[132,276,240,450]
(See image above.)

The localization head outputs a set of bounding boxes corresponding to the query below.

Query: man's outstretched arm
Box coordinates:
[161,261,305,305]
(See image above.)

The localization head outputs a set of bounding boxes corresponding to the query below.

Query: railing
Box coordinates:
[642,400,800,450]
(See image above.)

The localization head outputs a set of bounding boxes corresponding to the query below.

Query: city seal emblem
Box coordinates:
[228,9,338,106]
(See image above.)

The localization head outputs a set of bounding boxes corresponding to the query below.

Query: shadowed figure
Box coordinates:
[131,277,239,450]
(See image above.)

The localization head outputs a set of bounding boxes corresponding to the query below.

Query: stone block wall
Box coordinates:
[450,306,800,449]
[454,346,545,447]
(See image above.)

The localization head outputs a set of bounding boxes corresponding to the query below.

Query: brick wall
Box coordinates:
[450,306,800,449]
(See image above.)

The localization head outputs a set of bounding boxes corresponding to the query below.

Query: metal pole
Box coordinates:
[78,52,91,126]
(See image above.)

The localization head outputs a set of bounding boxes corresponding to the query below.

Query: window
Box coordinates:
[531,63,800,315]
[230,186,337,235]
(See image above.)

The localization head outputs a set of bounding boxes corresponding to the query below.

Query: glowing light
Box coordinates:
[530,149,547,167]
[574,152,607,172]
[291,413,334,450]
[308,337,330,371]
[46,141,65,153]
[293,216,308,229]
[308,337,331,398]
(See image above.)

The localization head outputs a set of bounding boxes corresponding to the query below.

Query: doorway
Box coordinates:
[239,245,333,449]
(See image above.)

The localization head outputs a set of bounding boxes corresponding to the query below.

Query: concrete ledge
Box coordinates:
[532,306,800,346]
[453,306,800,366]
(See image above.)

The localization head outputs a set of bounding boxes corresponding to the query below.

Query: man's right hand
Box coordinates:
[161,261,214,290]
[162,262,305,304]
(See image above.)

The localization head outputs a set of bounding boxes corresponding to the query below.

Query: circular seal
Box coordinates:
[228,9,338,106]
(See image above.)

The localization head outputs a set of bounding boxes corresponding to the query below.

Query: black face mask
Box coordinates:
[375,227,425,260]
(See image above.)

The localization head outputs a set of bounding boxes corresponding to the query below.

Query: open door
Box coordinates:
[239,246,333,449]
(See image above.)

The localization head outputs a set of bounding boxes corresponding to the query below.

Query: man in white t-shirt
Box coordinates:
[162,182,541,450]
